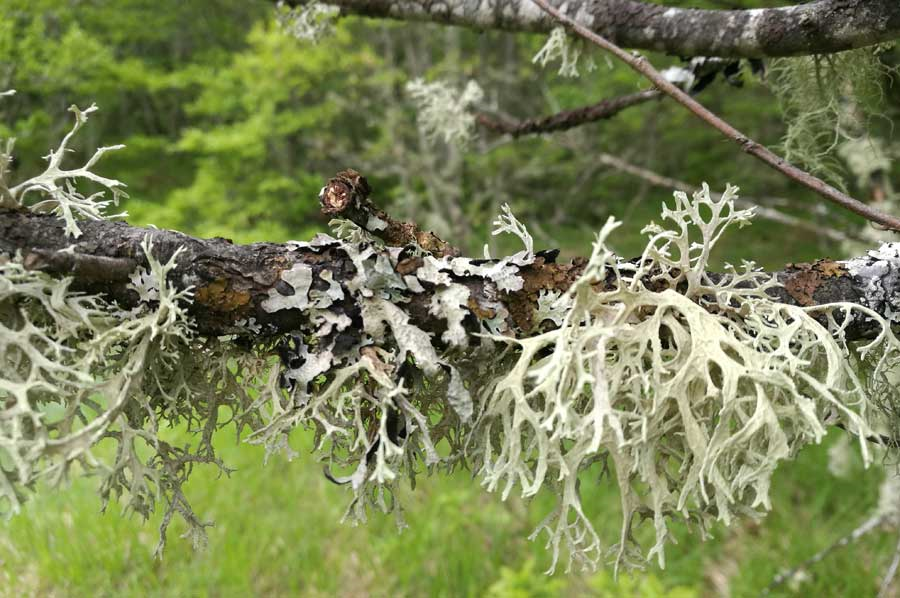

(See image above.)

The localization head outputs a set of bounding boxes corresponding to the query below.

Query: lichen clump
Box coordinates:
[474,186,897,572]
[2,102,899,572]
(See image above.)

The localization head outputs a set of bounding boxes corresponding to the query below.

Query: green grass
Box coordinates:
[1,427,894,597]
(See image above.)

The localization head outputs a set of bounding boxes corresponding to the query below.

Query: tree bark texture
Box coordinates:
[309,0,900,58]
[3,207,899,342]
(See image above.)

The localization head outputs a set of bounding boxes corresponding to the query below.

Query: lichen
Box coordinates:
[768,45,895,186]
[275,1,340,42]
[0,237,204,554]
[406,78,484,146]
[3,99,900,573]
[5,104,126,237]
[471,185,898,573]
[533,26,596,78]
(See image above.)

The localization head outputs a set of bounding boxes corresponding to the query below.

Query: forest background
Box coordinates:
[1,0,899,595]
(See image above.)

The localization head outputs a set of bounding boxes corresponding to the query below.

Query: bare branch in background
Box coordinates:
[764,512,887,594]
[476,89,660,138]
[530,0,900,232]
[595,152,865,245]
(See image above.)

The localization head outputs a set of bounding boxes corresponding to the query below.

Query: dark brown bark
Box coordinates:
[320,169,461,257]
[476,90,661,138]
[2,207,898,342]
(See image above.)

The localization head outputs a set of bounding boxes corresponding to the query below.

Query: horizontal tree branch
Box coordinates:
[476,89,661,138]
[2,204,898,342]
[300,0,900,58]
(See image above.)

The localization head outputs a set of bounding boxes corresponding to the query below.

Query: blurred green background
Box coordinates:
[1,0,899,596]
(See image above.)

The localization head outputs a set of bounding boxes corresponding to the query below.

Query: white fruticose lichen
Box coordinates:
[1,237,200,554]
[533,26,596,77]
[406,78,484,146]
[471,185,898,573]
[275,1,340,42]
[6,104,126,237]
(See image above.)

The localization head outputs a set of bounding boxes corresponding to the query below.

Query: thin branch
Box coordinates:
[833,420,900,450]
[595,152,865,245]
[880,533,900,598]
[530,0,900,232]
[764,513,886,594]
[319,168,461,257]
[476,89,660,138]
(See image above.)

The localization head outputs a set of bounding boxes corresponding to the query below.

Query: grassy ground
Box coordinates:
[0,427,895,597]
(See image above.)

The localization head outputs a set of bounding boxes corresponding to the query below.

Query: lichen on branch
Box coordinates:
[2,103,900,573]
[3,103,126,237]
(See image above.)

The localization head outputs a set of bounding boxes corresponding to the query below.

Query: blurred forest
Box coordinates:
[1,0,899,596]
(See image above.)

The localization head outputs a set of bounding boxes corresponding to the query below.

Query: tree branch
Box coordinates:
[298,0,900,59]
[320,168,461,257]
[531,0,900,232]
[476,89,661,138]
[2,183,898,342]
[595,152,866,245]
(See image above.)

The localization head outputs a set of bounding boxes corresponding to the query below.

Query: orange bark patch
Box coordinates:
[783,259,848,306]
[505,257,587,332]
[195,278,251,312]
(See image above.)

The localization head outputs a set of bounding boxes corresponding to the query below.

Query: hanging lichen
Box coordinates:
[533,26,597,78]
[406,78,485,146]
[768,45,895,186]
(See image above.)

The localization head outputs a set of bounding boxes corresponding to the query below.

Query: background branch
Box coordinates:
[531,0,900,232]
[476,89,660,138]
[595,152,865,245]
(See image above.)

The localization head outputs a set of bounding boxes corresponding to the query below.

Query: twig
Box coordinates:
[530,0,900,232]
[476,89,660,138]
[595,152,866,245]
[763,513,886,595]
[833,420,900,450]
[879,533,900,598]
[319,168,461,257]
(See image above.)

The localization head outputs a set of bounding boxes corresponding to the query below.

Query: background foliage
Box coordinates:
[1,0,899,595]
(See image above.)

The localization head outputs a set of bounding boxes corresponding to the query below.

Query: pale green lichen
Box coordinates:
[406,78,484,146]
[0,238,205,553]
[471,185,898,573]
[768,45,895,186]
[533,26,596,78]
[5,104,126,237]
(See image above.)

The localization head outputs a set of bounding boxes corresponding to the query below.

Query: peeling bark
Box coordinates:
[3,207,899,341]
[299,0,900,58]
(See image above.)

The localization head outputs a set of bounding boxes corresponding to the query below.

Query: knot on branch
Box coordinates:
[320,168,371,214]
[319,168,461,258]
